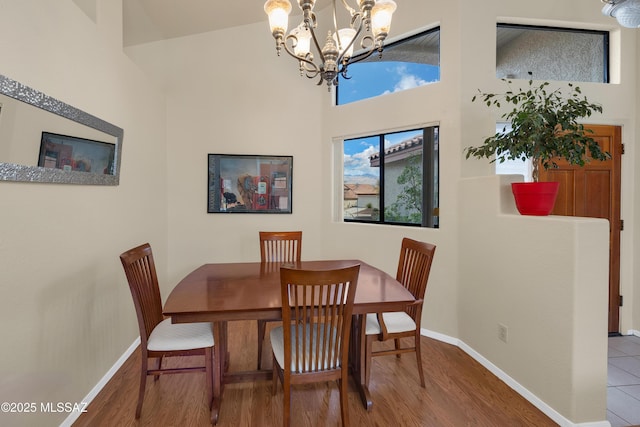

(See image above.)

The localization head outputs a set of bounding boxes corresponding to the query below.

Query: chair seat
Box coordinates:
[147,318,214,351]
[271,324,341,372]
[365,312,416,335]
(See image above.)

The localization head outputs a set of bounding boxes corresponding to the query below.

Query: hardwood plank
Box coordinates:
[73,320,557,426]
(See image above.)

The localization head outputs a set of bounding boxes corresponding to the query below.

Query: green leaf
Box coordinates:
[467,74,609,175]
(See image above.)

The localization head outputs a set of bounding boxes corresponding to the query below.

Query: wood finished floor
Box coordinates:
[73,320,557,426]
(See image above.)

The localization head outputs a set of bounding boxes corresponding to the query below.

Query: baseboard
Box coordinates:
[420,328,610,427]
[626,329,640,337]
[59,337,140,427]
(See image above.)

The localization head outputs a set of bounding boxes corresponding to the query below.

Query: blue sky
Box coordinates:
[341,61,438,181]
[337,61,439,105]
[343,128,424,180]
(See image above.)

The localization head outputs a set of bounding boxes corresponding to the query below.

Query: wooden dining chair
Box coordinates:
[365,238,436,388]
[119,243,215,419]
[257,231,302,369]
[271,264,360,427]
[259,230,302,263]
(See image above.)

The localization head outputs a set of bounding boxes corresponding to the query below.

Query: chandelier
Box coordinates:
[264,0,397,89]
[602,0,640,28]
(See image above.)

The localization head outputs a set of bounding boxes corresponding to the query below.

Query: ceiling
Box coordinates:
[121,2,525,70]
[123,0,332,47]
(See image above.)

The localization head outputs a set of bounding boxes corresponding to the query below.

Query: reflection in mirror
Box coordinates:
[0,74,123,185]
[38,132,115,174]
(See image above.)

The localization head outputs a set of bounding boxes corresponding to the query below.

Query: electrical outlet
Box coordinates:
[498,323,508,343]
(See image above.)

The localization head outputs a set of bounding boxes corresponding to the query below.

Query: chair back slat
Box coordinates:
[120,243,164,345]
[280,265,359,374]
[260,231,302,263]
[396,238,436,319]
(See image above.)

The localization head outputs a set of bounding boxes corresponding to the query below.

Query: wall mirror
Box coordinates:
[0,74,123,185]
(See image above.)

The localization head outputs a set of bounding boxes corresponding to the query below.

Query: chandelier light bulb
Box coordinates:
[333,28,357,58]
[264,0,292,37]
[371,0,397,39]
[291,24,312,57]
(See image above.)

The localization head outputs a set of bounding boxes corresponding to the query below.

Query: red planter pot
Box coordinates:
[511,182,560,216]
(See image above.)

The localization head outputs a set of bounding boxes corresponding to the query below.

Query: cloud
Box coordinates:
[382,64,432,95]
[344,144,379,176]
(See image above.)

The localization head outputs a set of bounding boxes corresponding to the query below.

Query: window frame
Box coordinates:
[335,26,441,105]
[496,23,610,84]
[342,126,439,228]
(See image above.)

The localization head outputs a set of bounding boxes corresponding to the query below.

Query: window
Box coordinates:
[343,126,439,228]
[336,28,440,105]
[497,24,609,83]
[492,123,533,181]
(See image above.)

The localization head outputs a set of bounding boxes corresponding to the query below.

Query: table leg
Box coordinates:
[211,321,225,425]
[220,321,229,373]
[351,314,373,411]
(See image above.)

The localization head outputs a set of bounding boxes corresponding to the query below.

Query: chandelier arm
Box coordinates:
[301,11,326,67]
[338,42,379,75]
[332,0,358,65]
[350,9,362,28]
[337,15,366,66]
[281,36,323,79]
[300,60,322,77]
[337,33,377,70]
[332,0,339,31]
[333,0,360,58]
[339,0,357,16]
[330,0,342,63]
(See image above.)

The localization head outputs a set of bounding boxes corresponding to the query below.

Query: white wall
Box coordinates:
[127,22,327,284]
[459,175,609,423]
[0,2,168,426]
[460,1,639,339]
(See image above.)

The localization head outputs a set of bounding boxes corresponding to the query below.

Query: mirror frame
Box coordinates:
[0,74,123,185]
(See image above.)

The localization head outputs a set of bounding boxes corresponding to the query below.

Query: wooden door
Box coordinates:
[538,125,622,334]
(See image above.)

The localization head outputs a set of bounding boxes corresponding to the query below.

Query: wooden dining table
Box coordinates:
[163,259,415,424]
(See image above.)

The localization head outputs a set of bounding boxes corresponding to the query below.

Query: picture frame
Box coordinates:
[38,131,116,175]
[208,154,293,213]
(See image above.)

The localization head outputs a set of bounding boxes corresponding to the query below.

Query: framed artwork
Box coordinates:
[208,154,293,213]
[38,131,116,175]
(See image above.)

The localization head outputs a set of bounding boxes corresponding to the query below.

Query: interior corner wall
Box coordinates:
[320,0,461,339]
[0,1,168,426]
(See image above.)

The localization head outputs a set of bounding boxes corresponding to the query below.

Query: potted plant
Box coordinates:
[465,72,610,215]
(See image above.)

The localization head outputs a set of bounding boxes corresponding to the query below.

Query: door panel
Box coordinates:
[538,125,622,334]
[583,171,611,218]
[546,170,576,215]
